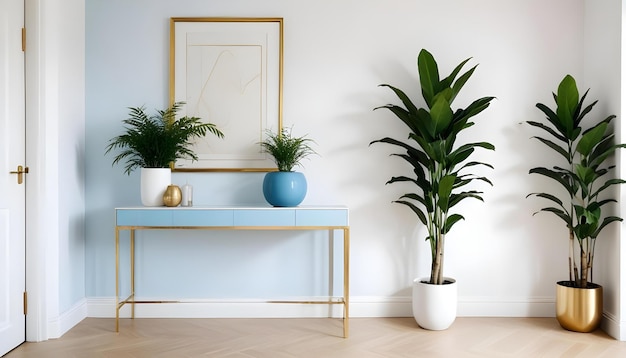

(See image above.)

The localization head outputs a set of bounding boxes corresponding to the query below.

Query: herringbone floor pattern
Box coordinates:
[5,317,626,357]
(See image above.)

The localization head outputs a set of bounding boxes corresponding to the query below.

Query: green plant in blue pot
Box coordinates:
[260,127,317,207]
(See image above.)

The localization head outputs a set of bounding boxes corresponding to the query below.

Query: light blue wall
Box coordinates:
[85,0,338,298]
[85,0,595,313]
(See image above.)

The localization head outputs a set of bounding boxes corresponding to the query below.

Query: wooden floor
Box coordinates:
[5,317,626,357]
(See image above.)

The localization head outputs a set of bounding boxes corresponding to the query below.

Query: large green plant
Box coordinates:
[260,127,316,172]
[106,102,224,174]
[371,49,495,285]
[527,75,625,288]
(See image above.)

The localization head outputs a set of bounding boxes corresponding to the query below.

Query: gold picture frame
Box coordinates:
[170,17,283,172]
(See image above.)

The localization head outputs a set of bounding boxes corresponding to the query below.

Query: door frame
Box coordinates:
[24,0,56,341]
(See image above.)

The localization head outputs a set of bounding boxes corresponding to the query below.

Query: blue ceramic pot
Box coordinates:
[262,171,307,207]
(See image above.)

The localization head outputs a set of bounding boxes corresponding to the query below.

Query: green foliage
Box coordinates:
[527,75,626,288]
[371,49,495,285]
[106,102,224,175]
[260,127,317,172]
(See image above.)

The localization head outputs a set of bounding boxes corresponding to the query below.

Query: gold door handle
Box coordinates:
[9,165,29,184]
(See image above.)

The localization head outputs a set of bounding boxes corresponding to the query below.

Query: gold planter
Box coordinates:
[555,281,602,332]
[163,185,182,207]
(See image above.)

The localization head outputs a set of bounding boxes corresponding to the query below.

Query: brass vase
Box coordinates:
[163,185,182,207]
[555,281,603,332]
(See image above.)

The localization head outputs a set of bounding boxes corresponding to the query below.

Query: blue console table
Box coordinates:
[115,206,350,337]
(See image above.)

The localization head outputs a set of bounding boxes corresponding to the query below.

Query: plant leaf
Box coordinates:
[417,49,439,108]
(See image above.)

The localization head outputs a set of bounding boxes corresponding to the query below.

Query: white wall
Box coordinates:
[83,0,624,334]
[582,0,625,340]
[55,0,86,319]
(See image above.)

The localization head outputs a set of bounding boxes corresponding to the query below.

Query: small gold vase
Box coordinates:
[555,281,603,332]
[163,185,182,207]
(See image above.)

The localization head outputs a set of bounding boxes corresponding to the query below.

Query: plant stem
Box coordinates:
[580,245,589,288]
[569,229,576,283]
[437,234,446,285]
[589,239,596,282]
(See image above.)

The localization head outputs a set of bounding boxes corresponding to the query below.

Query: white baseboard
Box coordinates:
[349,296,556,318]
[88,297,346,318]
[601,311,626,340]
[458,296,555,317]
[86,296,555,319]
[41,296,626,341]
[348,296,412,317]
[47,298,88,339]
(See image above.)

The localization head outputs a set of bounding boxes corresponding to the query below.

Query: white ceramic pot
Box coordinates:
[140,167,171,206]
[412,277,457,330]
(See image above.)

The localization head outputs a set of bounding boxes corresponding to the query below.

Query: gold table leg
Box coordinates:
[115,228,136,331]
[130,229,135,319]
[115,227,120,332]
[343,227,350,338]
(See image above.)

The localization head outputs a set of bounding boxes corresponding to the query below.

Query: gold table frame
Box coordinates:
[115,223,350,338]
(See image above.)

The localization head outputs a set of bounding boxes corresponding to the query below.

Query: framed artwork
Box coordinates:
[170,17,283,171]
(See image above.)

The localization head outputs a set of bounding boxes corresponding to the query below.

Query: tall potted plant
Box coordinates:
[260,126,316,207]
[371,49,495,330]
[106,102,224,206]
[527,74,625,332]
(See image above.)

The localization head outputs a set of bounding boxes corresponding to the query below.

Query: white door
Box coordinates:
[0,0,27,355]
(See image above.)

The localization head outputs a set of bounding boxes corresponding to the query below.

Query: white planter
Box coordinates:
[412,277,457,330]
[140,168,171,206]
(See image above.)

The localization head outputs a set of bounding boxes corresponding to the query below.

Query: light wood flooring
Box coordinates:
[5,317,626,357]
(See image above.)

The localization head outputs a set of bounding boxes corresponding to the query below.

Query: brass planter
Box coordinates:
[555,281,602,332]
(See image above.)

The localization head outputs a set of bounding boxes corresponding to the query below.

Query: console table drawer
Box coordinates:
[233,209,295,226]
[296,209,348,226]
[116,209,173,226]
[172,210,233,226]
